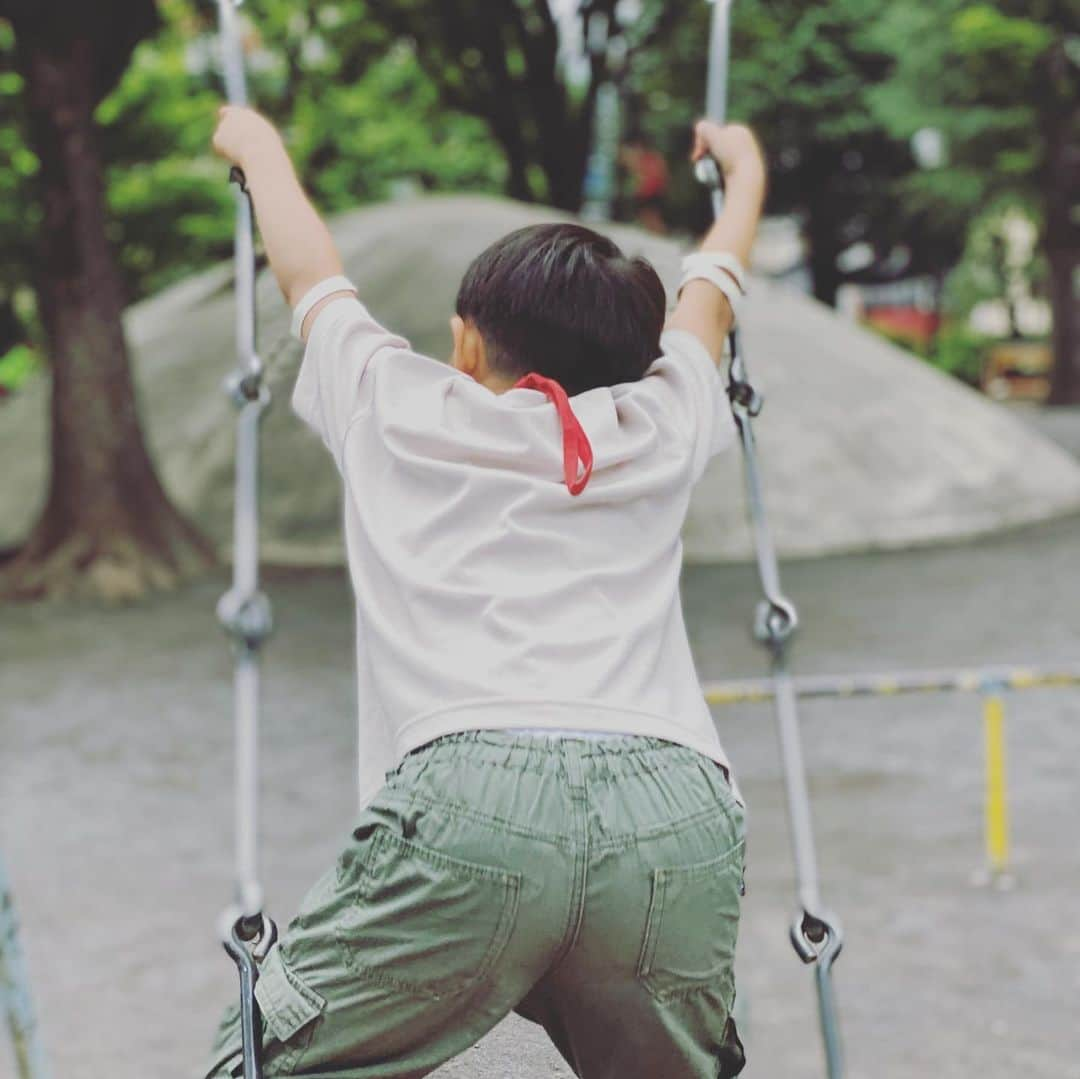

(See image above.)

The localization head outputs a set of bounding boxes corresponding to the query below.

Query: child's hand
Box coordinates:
[212,105,283,169]
[690,121,765,181]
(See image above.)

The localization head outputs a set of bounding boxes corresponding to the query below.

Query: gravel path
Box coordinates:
[3,513,1079,1079]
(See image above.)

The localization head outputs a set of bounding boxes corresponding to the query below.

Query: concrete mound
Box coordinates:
[4,194,1080,564]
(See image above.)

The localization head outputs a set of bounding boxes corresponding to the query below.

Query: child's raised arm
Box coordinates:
[666,121,767,365]
[211,106,353,340]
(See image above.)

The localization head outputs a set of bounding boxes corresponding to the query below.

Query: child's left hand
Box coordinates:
[211,105,282,169]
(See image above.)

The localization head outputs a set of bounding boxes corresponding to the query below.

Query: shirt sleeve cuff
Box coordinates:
[290,275,358,341]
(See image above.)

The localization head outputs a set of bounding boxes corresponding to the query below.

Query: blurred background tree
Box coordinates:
[1,0,1076,599]
[629,0,971,306]
[356,0,682,210]
[869,0,1078,401]
[98,0,508,300]
[0,0,214,600]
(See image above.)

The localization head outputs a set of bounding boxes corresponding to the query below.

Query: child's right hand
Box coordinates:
[690,121,765,181]
[212,105,283,170]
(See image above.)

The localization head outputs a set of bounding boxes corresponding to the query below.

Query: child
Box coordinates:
[207,107,766,1079]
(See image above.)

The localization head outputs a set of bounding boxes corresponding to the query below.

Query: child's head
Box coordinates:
[450,223,666,397]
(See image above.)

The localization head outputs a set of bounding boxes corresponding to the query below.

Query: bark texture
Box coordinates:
[3,10,214,601]
[1044,41,1080,404]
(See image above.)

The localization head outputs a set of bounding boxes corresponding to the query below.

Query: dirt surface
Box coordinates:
[3,513,1079,1079]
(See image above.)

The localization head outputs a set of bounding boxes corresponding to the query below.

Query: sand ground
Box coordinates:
[3,512,1079,1079]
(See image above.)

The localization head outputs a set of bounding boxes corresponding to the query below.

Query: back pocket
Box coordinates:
[336,827,521,1000]
[636,839,744,1003]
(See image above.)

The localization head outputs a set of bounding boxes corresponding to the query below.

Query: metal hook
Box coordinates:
[790,906,843,965]
[222,913,278,1079]
[694,155,723,191]
[755,596,799,648]
[230,165,250,194]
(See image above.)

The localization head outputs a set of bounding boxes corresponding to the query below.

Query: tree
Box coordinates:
[871,0,1080,401]
[952,2,1078,403]
[358,0,683,212]
[18,0,505,304]
[0,20,38,359]
[0,0,214,600]
[629,0,969,307]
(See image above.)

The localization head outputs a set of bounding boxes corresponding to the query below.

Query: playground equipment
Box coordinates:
[698,1,845,1073]
[704,662,1080,883]
[0,853,49,1079]
[211,2,278,1078]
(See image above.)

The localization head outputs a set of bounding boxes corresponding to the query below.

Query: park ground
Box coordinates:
[3,503,1079,1079]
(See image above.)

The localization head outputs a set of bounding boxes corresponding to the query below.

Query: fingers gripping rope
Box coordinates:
[699,2,845,1076]
[213,3,277,1078]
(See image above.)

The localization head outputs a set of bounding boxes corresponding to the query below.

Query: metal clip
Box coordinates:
[694,155,723,191]
[217,588,274,649]
[224,370,270,409]
[754,596,798,647]
[790,905,843,967]
[222,911,278,1079]
[727,378,763,418]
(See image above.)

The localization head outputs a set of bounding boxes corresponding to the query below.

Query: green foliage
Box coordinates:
[1,0,1072,393]
[630,0,967,293]
[942,199,1046,323]
[0,342,38,393]
[287,41,506,212]
[0,20,38,309]
[1,0,507,315]
[355,0,586,207]
[953,6,1054,71]
[865,318,989,388]
[925,323,991,387]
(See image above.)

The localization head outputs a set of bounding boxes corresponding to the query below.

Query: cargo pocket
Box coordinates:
[203,947,325,1079]
[336,827,521,999]
[253,945,326,1073]
[636,839,744,1003]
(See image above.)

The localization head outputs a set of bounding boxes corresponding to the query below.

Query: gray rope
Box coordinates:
[0,852,50,1079]
[212,0,273,943]
[700,2,845,1074]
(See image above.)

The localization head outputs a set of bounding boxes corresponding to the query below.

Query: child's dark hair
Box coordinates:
[455,223,667,396]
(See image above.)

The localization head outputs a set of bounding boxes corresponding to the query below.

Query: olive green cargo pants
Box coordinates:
[206,731,747,1079]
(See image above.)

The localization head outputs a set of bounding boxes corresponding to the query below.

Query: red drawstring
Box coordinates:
[514,373,594,495]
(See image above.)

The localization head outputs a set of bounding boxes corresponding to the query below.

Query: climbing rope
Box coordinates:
[212,3,277,1078]
[698,1,845,1075]
[1,852,49,1079]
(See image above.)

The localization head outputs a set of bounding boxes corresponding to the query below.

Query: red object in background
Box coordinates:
[633,149,670,200]
[863,306,941,348]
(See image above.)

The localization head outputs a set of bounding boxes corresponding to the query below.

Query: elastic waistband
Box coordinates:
[398,725,742,807]
[410,729,673,757]
[505,727,639,741]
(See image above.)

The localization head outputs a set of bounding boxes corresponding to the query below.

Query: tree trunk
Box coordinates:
[806,198,842,308]
[3,30,214,601]
[1044,75,1080,403]
[512,0,585,211]
[1046,244,1079,404]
